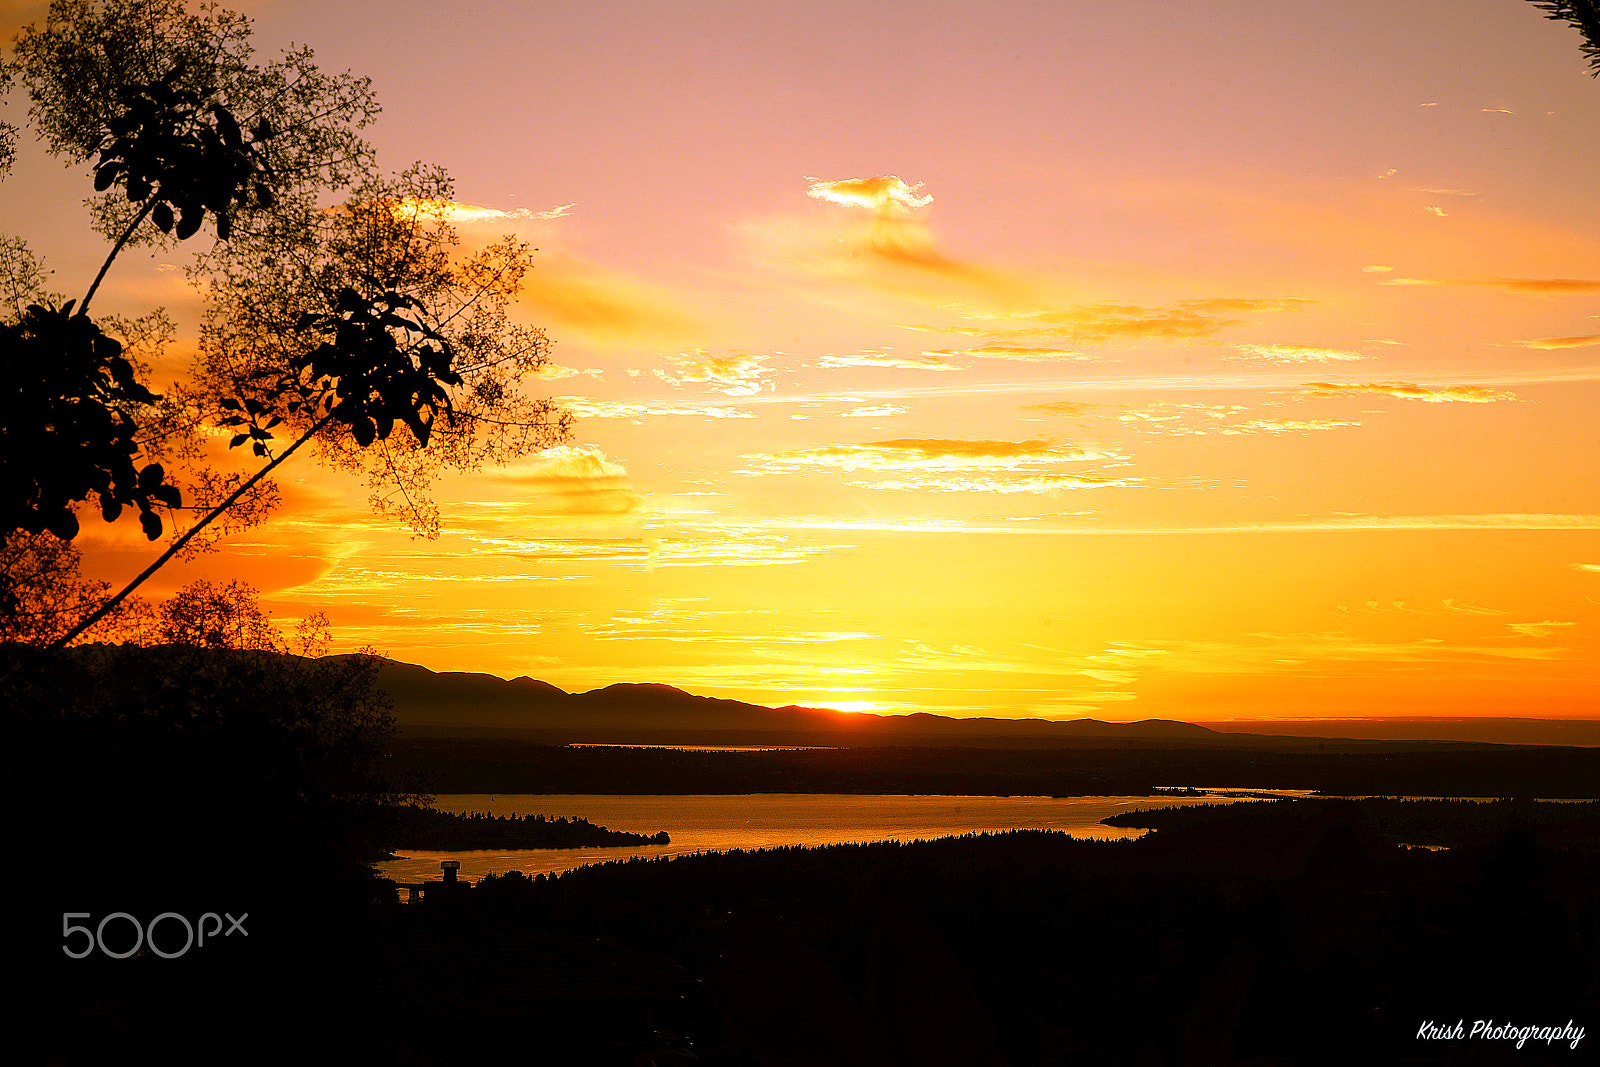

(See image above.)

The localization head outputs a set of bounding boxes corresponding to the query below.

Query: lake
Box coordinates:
[374,790,1298,884]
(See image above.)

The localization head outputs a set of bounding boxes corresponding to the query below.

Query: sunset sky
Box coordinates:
[5,0,1600,724]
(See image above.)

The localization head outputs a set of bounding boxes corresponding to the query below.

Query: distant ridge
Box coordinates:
[360,657,1571,749]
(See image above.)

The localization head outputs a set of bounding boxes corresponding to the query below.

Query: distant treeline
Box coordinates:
[387,807,668,850]
[389,734,1600,798]
[1106,797,1600,851]
[441,797,1600,1066]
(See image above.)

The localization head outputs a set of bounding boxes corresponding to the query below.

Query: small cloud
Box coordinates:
[910,297,1313,346]
[1442,599,1510,616]
[922,344,1094,362]
[661,351,772,396]
[558,398,755,420]
[1574,563,1600,573]
[1299,381,1518,403]
[839,405,907,418]
[745,438,1117,474]
[530,364,603,381]
[1378,167,1398,177]
[1480,108,1515,115]
[1517,334,1600,350]
[378,197,577,224]
[1362,265,1394,273]
[1424,206,1448,217]
[1226,344,1368,363]
[1221,418,1361,435]
[818,351,961,371]
[1507,620,1575,639]
[848,473,1137,494]
[805,175,933,214]
[481,446,644,520]
[1020,401,1102,418]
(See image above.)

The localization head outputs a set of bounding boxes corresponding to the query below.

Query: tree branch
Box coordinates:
[79,198,159,318]
[48,408,339,650]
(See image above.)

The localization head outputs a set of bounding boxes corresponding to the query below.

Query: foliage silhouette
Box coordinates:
[0,0,569,649]
[1533,0,1600,75]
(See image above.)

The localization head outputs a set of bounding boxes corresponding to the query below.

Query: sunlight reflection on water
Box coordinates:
[374,791,1268,884]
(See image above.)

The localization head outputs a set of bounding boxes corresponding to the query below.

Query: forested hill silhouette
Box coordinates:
[367,657,1576,750]
[370,656,1230,747]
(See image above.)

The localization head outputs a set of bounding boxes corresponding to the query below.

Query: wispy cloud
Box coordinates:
[518,254,700,344]
[817,351,962,371]
[1442,599,1510,616]
[839,405,907,418]
[745,438,1118,473]
[1516,334,1600,349]
[1022,400,1337,436]
[558,398,756,420]
[1226,344,1369,363]
[1222,418,1361,435]
[850,473,1136,493]
[1020,401,1103,418]
[921,344,1095,362]
[741,437,1131,493]
[908,297,1314,346]
[474,446,644,521]
[389,197,575,223]
[1380,276,1600,293]
[1508,621,1576,639]
[1299,381,1518,403]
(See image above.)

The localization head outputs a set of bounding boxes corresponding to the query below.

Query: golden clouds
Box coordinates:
[363,196,698,346]
[1222,418,1360,435]
[839,405,907,418]
[1298,381,1518,403]
[478,446,644,520]
[907,297,1313,346]
[854,473,1136,494]
[742,438,1131,493]
[381,197,575,224]
[1226,344,1368,363]
[1380,276,1600,293]
[749,175,1023,304]
[660,350,771,395]
[1021,401,1101,418]
[1507,621,1576,639]
[518,255,700,345]
[1022,400,1351,437]
[818,352,961,371]
[750,438,1116,472]
[1517,334,1600,349]
[805,176,933,214]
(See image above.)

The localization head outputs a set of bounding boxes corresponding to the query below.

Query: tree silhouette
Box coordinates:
[0,0,570,647]
[1532,0,1600,74]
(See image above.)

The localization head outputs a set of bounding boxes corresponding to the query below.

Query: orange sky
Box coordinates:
[5,0,1600,723]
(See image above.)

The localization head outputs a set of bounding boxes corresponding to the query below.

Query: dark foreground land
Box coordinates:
[22,795,1600,1065]
[429,797,1600,1066]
